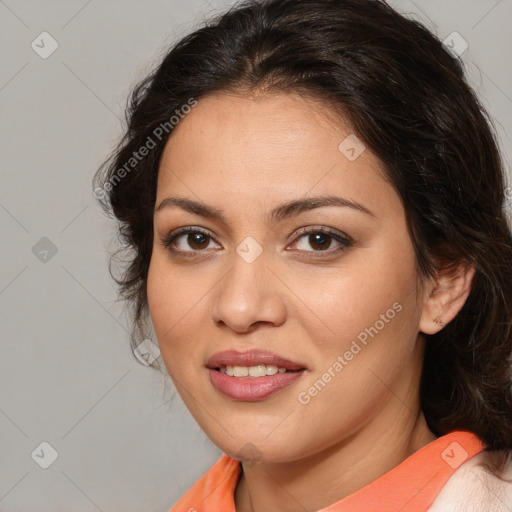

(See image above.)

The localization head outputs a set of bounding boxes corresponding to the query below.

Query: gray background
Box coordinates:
[1,1,511,511]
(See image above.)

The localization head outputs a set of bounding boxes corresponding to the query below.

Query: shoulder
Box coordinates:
[429,449,512,511]
[169,455,240,512]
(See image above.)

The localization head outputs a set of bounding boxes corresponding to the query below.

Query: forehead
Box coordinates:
[157,92,396,215]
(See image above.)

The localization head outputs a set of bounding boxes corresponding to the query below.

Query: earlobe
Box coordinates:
[419,262,475,335]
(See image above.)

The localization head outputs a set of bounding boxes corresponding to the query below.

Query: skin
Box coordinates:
[147,92,473,512]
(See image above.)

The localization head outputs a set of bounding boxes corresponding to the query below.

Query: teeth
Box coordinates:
[233,366,248,377]
[219,364,292,378]
[249,364,266,377]
[266,365,278,375]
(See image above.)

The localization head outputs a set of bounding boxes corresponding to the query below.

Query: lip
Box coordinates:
[206,349,305,371]
[206,349,307,401]
[208,369,304,401]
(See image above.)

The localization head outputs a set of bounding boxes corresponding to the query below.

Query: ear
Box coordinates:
[419,261,475,335]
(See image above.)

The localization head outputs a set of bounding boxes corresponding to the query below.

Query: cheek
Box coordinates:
[315,241,419,346]
[146,254,209,369]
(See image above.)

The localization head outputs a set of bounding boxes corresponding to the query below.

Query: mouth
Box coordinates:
[215,364,302,377]
[206,350,306,401]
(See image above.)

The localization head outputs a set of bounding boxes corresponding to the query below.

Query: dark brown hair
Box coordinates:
[94,0,512,474]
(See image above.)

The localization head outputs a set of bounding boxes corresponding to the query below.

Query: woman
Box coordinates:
[93,0,512,510]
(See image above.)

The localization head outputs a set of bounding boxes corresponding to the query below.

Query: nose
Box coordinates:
[210,252,287,334]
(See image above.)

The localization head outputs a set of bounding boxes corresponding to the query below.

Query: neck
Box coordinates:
[234,393,436,512]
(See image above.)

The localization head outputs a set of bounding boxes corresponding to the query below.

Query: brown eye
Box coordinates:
[186,232,210,250]
[290,227,353,256]
[307,233,333,251]
[161,227,220,254]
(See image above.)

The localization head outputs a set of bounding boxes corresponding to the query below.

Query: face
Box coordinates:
[147,92,428,463]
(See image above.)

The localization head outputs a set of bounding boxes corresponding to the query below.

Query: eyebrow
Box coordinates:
[155,195,374,224]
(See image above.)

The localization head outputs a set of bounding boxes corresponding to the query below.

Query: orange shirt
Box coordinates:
[170,430,485,512]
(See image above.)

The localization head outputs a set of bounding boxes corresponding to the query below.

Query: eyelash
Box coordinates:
[159,225,353,258]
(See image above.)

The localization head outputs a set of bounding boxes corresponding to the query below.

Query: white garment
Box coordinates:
[429,450,512,511]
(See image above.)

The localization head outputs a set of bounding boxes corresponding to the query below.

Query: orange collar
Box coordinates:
[171,430,485,512]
